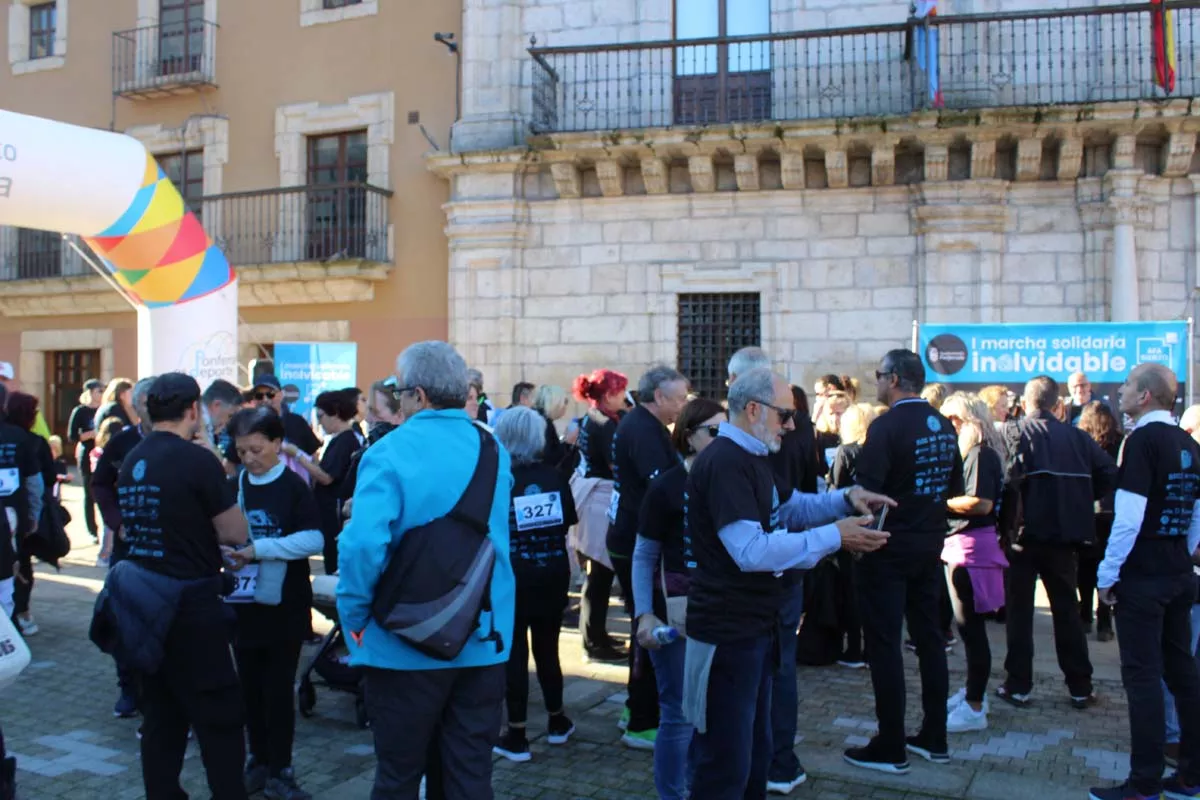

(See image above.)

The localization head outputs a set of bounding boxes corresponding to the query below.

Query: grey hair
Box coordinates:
[728,368,777,415]
[493,405,546,466]
[132,377,157,408]
[396,341,470,409]
[637,364,687,404]
[533,384,567,416]
[466,368,484,393]
[727,346,771,380]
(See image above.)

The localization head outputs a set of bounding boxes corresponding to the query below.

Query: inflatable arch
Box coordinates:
[0,109,238,384]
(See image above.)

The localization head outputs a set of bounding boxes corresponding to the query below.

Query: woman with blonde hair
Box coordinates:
[533,384,579,474]
[939,392,1008,733]
[815,391,851,478]
[978,385,1011,428]
[95,377,136,430]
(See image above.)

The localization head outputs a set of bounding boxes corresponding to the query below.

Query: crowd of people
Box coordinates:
[1,345,1200,800]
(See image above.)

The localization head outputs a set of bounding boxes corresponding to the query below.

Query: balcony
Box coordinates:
[201,182,394,306]
[113,19,218,98]
[529,2,1200,134]
[0,228,133,317]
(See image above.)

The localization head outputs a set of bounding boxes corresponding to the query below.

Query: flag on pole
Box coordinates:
[1151,0,1177,94]
[912,1,944,108]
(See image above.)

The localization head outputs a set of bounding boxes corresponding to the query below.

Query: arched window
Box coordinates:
[674,0,771,124]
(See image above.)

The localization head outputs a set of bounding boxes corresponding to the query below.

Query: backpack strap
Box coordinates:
[446,426,500,536]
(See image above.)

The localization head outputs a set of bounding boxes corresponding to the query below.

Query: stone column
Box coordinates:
[452,0,527,153]
[1106,169,1142,322]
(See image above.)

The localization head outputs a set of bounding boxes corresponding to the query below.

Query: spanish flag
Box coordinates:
[1151,0,1177,94]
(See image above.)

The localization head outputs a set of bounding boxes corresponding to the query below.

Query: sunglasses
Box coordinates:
[693,424,721,438]
[875,370,895,381]
[254,391,276,401]
[757,402,796,426]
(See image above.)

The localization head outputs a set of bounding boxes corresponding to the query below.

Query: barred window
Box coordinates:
[677,293,761,400]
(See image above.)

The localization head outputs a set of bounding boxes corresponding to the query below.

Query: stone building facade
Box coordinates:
[432,0,1200,398]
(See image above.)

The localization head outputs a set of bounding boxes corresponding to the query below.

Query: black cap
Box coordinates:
[83,379,104,391]
[252,374,282,392]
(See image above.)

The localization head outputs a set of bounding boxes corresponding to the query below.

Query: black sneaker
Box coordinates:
[906,733,950,764]
[766,768,807,794]
[547,714,575,745]
[264,768,311,800]
[113,691,139,719]
[1071,693,1099,710]
[996,684,1032,708]
[493,728,531,763]
[0,756,15,800]
[583,644,627,664]
[245,759,269,795]
[843,740,910,774]
[1087,781,1164,799]
[1162,772,1200,798]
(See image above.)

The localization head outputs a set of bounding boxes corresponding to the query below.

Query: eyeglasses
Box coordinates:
[875,370,895,381]
[253,391,276,401]
[694,424,721,438]
[757,402,796,426]
[390,385,416,400]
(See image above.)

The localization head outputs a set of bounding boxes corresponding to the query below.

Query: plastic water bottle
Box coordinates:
[651,625,679,646]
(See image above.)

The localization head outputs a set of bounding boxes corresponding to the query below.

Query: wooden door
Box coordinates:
[45,349,101,443]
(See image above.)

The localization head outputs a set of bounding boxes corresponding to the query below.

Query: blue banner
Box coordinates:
[273,341,358,424]
[919,321,1189,384]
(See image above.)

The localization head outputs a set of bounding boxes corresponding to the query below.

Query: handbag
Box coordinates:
[660,555,687,639]
[0,606,31,691]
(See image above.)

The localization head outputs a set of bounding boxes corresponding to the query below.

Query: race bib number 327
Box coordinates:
[514,492,564,532]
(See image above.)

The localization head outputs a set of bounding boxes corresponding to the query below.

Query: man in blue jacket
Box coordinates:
[337,341,515,800]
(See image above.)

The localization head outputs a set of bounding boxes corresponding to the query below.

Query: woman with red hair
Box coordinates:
[569,368,629,662]
[4,392,54,637]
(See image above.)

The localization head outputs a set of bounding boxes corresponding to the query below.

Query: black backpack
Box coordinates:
[372,426,504,661]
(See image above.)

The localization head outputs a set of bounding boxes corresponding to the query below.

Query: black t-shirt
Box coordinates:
[508,462,578,586]
[640,463,690,576]
[830,442,864,490]
[685,436,783,643]
[857,398,964,555]
[95,402,132,431]
[119,431,235,580]
[68,405,97,464]
[0,419,38,580]
[578,413,619,480]
[815,431,841,478]
[770,420,818,497]
[235,468,320,645]
[948,444,1003,535]
[610,406,679,557]
[92,426,144,535]
[283,411,321,456]
[314,429,359,536]
[1117,421,1200,578]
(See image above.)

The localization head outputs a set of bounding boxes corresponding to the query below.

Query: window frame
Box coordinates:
[157,148,205,215]
[304,130,370,260]
[672,0,772,125]
[28,2,57,60]
[322,0,363,8]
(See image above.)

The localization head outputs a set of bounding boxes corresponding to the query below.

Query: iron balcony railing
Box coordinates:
[529,1,1199,133]
[0,228,95,282]
[113,19,218,96]
[201,183,392,267]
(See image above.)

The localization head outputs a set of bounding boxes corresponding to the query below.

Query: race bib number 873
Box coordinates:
[514,492,564,532]
[225,564,260,603]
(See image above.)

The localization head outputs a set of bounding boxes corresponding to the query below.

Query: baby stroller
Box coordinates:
[297,575,369,729]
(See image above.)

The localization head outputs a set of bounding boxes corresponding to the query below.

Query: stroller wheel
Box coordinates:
[355,695,370,730]
[298,679,316,718]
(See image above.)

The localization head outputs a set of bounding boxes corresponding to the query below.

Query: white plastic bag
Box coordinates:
[0,607,31,691]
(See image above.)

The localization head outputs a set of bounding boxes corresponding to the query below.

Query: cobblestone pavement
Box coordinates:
[4,484,1131,799]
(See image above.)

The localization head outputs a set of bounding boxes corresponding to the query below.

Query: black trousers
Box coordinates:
[507,575,568,724]
[611,553,660,733]
[365,664,504,800]
[579,555,616,651]
[11,544,31,617]
[1003,542,1093,697]
[1115,573,1200,794]
[235,639,303,776]
[321,526,339,576]
[1077,516,1114,631]
[835,551,863,661]
[857,551,948,757]
[78,454,98,538]
[946,565,992,704]
[139,604,247,800]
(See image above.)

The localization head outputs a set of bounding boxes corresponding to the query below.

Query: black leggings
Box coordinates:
[946,565,992,705]
[12,544,31,617]
[1077,515,1114,631]
[836,551,863,660]
[611,554,659,734]
[507,577,568,724]
[579,555,616,651]
[235,639,303,776]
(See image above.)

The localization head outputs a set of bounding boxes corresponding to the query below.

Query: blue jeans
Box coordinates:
[692,635,774,800]
[769,577,804,783]
[649,638,693,800]
[1164,603,1200,744]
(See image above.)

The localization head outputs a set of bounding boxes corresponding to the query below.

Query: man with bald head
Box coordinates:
[683,368,893,798]
[1090,364,1200,800]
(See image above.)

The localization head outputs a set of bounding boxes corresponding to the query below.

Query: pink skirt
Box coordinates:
[942,526,1008,614]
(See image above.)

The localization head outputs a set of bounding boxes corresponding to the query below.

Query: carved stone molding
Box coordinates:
[641,158,669,195]
[925,144,949,183]
[825,150,848,189]
[1016,138,1042,182]
[1163,132,1198,178]
[970,139,996,180]
[734,154,761,192]
[689,155,715,193]
[872,144,895,187]
[595,160,625,197]
[550,163,582,199]
[1058,138,1083,181]
[1113,133,1138,170]
[780,152,805,190]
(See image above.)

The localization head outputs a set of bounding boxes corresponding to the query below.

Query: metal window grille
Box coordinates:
[29,3,55,59]
[677,293,761,400]
[323,0,362,8]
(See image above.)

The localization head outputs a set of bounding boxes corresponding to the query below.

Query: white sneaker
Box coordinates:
[16,615,38,636]
[947,701,988,733]
[947,688,988,714]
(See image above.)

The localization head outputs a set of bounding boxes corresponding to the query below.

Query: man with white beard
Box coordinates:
[683,368,893,798]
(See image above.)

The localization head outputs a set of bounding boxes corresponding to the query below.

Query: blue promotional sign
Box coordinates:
[273,341,358,424]
[919,321,1189,385]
